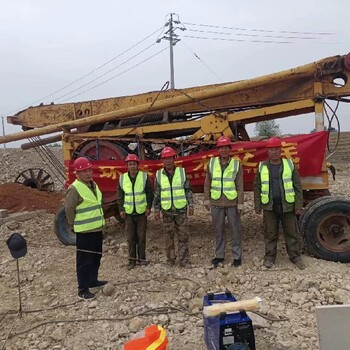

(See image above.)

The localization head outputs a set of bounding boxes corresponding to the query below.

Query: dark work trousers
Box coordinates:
[125,214,147,262]
[211,206,242,260]
[263,205,302,263]
[76,231,103,291]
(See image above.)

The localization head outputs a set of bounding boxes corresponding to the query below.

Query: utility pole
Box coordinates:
[157,13,186,89]
[1,116,6,149]
[169,13,175,90]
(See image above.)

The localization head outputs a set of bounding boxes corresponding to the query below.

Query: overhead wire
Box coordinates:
[186,28,320,40]
[183,35,292,44]
[180,40,223,82]
[55,42,158,101]
[28,25,165,106]
[183,22,336,35]
[61,46,168,102]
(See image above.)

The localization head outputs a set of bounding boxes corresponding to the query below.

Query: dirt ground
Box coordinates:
[0,148,350,350]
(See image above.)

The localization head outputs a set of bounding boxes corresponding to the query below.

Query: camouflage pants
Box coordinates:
[163,212,189,264]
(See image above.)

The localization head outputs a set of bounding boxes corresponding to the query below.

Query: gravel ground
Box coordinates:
[0,147,350,350]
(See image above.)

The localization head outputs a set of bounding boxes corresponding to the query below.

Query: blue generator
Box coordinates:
[203,290,256,350]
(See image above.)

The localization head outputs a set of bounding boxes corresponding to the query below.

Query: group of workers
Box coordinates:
[65,135,305,300]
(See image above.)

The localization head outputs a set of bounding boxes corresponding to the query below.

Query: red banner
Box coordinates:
[65,131,328,200]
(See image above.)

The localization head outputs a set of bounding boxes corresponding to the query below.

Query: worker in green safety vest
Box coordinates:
[117,154,154,270]
[204,136,244,268]
[154,146,194,268]
[65,157,107,300]
[254,137,306,270]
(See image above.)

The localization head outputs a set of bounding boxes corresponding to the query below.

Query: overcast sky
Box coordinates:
[1,0,349,146]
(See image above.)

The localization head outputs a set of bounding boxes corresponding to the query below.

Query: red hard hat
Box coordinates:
[161,146,176,159]
[74,157,92,172]
[216,136,232,148]
[125,154,139,163]
[266,137,282,148]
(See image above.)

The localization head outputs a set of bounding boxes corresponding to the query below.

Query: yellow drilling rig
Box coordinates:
[2,52,350,262]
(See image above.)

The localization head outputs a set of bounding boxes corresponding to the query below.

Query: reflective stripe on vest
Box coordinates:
[259,158,295,204]
[119,171,147,214]
[209,157,239,200]
[156,167,187,210]
[71,180,105,232]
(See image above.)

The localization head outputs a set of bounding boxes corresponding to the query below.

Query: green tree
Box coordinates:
[254,120,281,137]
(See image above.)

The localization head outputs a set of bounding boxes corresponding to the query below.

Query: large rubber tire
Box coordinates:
[54,206,76,246]
[299,196,335,240]
[299,197,350,262]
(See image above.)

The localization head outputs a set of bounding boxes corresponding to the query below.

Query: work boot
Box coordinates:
[293,260,306,270]
[180,261,191,269]
[78,289,95,300]
[90,280,108,288]
[264,259,274,268]
[211,257,224,268]
[139,259,150,266]
[167,259,176,267]
[232,259,242,267]
[127,261,136,270]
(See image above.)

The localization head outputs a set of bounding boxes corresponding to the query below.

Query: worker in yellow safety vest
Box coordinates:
[254,137,306,270]
[124,324,168,349]
[204,136,244,268]
[118,154,154,270]
[65,157,107,300]
[153,146,194,268]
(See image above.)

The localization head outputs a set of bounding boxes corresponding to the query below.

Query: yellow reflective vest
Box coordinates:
[71,180,105,233]
[209,157,240,200]
[119,171,147,214]
[156,167,187,210]
[259,158,295,204]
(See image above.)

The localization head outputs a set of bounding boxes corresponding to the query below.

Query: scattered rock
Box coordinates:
[129,317,144,332]
[102,283,115,296]
[6,221,19,230]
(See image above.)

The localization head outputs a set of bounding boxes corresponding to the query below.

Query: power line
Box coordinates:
[183,35,292,44]
[61,46,168,102]
[181,40,223,82]
[186,28,320,40]
[55,42,157,101]
[183,22,335,35]
[27,25,165,105]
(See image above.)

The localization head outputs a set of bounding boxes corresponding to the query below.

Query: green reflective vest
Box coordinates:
[209,157,239,200]
[71,180,105,233]
[259,158,295,204]
[119,171,147,214]
[156,167,187,210]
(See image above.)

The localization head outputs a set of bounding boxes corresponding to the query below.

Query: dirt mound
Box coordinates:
[0,183,63,213]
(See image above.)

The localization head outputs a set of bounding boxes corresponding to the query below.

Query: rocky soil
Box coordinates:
[0,146,350,350]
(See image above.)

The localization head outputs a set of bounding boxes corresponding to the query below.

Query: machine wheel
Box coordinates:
[299,196,334,233]
[299,197,350,262]
[74,140,128,161]
[54,206,76,246]
[15,168,54,191]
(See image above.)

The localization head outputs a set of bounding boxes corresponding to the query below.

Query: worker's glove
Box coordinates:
[204,200,211,212]
[237,204,244,215]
